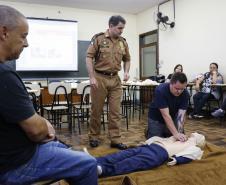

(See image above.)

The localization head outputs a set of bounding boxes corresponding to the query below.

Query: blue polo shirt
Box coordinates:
[148,83,189,123]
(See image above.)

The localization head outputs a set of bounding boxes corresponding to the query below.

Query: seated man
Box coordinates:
[211,98,226,117]
[96,133,205,177]
[189,62,223,119]
[0,5,97,185]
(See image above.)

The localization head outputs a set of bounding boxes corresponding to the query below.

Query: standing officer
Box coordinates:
[86,15,131,149]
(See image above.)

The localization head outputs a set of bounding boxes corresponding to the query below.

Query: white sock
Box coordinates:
[83,147,90,155]
[97,165,102,176]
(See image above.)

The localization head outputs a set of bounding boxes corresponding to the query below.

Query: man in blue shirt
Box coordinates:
[0,5,97,185]
[147,72,189,142]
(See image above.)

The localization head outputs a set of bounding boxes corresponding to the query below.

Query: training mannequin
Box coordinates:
[96,133,205,177]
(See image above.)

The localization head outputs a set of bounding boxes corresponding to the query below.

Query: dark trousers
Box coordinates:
[221,99,226,110]
[147,118,179,139]
[96,144,168,177]
[192,92,214,115]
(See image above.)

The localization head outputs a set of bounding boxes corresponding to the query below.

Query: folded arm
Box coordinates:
[19,113,55,142]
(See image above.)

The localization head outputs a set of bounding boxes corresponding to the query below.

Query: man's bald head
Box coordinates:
[0,5,26,30]
[0,5,28,62]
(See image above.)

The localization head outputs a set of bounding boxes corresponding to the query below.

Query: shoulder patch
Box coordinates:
[119,36,127,48]
[122,37,126,41]
[90,32,104,45]
[91,32,104,40]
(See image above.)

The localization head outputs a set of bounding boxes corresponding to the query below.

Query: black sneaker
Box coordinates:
[110,143,127,150]
[188,114,195,119]
[89,140,99,148]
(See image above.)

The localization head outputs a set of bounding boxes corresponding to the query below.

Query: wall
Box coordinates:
[0,1,138,80]
[137,0,226,81]
[2,0,226,81]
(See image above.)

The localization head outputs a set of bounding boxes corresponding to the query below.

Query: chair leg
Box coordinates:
[125,102,128,130]
[76,109,81,135]
[101,112,105,131]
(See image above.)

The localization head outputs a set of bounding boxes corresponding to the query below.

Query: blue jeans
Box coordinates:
[0,141,98,185]
[221,98,226,110]
[96,144,168,177]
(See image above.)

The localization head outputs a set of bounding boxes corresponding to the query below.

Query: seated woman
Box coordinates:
[189,62,223,119]
[96,133,205,177]
[166,64,183,82]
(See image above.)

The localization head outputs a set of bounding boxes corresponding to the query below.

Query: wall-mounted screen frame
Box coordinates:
[16,17,78,72]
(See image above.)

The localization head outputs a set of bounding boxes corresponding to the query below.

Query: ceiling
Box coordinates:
[1,0,167,14]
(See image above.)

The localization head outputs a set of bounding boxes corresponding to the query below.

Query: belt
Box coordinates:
[95,70,117,76]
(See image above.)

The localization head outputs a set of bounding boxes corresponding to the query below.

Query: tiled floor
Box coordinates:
[55,110,226,152]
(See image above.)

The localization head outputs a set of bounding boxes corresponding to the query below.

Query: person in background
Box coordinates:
[189,63,223,119]
[86,15,131,150]
[95,132,205,177]
[147,72,189,142]
[0,5,97,185]
[166,64,183,82]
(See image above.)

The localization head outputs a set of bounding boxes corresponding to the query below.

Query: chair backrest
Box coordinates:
[25,84,41,96]
[80,85,91,106]
[48,82,71,95]
[48,82,72,109]
[76,82,90,95]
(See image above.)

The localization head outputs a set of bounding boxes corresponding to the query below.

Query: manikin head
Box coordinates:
[190,132,206,148]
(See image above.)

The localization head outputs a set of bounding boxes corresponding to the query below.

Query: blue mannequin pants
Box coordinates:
[96,144,168,177]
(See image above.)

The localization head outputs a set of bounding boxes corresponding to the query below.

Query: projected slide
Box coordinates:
[16,18,78,71]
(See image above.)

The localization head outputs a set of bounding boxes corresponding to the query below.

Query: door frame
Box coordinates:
[139,30,159,80]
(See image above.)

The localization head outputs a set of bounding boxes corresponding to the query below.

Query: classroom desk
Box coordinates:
[186,83,226,94]
[211,83,226,87]
[71,82,78,89]
[122,82,158,119]
[27,89,39,93]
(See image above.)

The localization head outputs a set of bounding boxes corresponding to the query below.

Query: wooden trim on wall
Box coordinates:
[139,29,159,80]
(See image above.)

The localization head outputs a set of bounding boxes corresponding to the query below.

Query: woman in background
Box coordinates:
[166,64,183,82]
